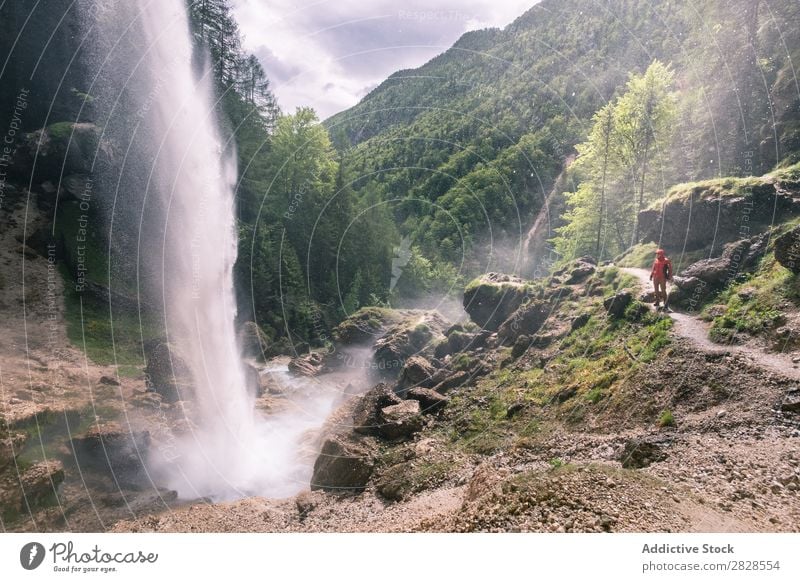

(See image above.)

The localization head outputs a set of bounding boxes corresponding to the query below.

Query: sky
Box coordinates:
[231,0,538,120]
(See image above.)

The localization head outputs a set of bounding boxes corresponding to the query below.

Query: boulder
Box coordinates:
[243,363,270,397]
[570,313,591,331]
[511,335,531,359]
[352,383,402,435]
[564,260,596,284]
[98,375,120,386]
[497,299,549,343]
[775,225,800,273]
[21,460,65,504]
[603,291,632,319]
[372,312,449,375]
[310,435,375,492]
[288,351,326,377]
[431,370,469,393]
[618,437,669,469]
[238,321,270,361]
[71,423,151,485]
[434,330,477,358]
[376,462,416,501]
[61,173,92,199]
[378,400,424,440]
[397,356,437,391]
[554,386,578,403]
[463,273,531,331]
[671,235,769,307]
[406,388,448,414]
[334,307,399,345]
[295,490,320,519]
[143,340,192,403]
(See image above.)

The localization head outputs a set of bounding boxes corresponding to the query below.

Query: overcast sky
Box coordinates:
[231,0,538,120]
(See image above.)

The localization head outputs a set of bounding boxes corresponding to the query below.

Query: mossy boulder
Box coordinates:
[333,307,401,345]
[372,312,449,375]
[463,273,532,331]
[497,298,549,344]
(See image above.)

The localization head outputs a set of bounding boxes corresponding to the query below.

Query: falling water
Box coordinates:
[86,0,343,500]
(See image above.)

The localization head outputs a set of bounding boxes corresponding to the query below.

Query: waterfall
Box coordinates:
[84,0,337,500]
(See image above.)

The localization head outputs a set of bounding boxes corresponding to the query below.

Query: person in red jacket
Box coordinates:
[649,248,673,309]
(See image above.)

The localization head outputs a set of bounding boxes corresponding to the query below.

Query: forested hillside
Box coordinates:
[328,0,800,279]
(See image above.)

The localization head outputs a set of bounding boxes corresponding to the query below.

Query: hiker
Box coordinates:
[649,248,673,309]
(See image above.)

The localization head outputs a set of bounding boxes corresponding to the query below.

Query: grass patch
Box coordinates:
[616,242,658,269]
[61,274,158,366]
[451,353,477,371]
[441,265,677,455]
[706,254,799,344]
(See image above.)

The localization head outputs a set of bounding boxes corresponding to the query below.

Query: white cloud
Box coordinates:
[231,0,537,119]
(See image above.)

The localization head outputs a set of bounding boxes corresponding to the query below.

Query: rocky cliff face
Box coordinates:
[638,166,800,253]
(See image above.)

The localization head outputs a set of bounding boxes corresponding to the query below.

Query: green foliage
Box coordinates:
[554,61,677,260]
[706,253,799,344]
[451,353,476,372]
[658,409,675,427]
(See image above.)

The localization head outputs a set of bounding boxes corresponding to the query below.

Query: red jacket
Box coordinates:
[651,256,673,282]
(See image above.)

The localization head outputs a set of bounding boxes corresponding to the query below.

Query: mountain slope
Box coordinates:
[327,0,800,276]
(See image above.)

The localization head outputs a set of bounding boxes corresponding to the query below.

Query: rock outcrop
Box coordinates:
[603,291,632,319]
[775,225,800,273]
[288,351,327,377]
[310,435,376,492]
[463,273,531,331]
[12,123,113,184]
[372,312,448,374]
[378,400,424,440]
[352,383,403,435]
[638,176,799,251]
[238,321,270,361]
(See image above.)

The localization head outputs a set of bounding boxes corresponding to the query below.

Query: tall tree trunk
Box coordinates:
[632,138,650,245]
[595,131,611,258]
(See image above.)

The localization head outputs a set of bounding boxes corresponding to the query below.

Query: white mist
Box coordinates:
[127,0,337,500]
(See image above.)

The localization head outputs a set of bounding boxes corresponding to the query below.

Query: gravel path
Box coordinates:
[621,267,800,381]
